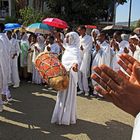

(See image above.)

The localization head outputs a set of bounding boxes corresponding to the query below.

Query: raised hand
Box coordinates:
[72,63,78,72]
[91,54,140,117]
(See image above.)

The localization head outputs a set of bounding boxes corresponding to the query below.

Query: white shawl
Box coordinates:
[62,32,81,71]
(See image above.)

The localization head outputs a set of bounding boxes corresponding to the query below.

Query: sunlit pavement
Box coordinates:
[0,82,134,140]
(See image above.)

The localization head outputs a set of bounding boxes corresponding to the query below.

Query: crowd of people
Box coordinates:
[0,22,140,139]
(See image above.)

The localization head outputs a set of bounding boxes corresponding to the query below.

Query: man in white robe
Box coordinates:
[0,23,11,111]
[51,32,81,125]
[44,35,60,56]
[77,26,93,96]
[92,33,112,96]
[113,32,130,54]
[6,31,20,88]
[129,35,140,62]
[111,32,132,73]
[0,26,12,102]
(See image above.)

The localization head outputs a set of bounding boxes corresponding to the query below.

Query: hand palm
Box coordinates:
[92,54,140,116]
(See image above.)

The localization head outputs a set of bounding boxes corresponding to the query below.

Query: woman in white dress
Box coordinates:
[20,32,30,80]
[51,32,81,125]
[32,35,44,84]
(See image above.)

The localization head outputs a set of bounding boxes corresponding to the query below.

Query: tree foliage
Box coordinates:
[136,19,140,28]
[46,0,127,25]
[19,7,44,26]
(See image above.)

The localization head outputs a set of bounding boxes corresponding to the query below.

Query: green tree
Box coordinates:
[46,0,127,25]
[19,7,44,26]
[136,19,140,28]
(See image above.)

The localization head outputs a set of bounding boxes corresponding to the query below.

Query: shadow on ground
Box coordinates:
[0,82,133,140]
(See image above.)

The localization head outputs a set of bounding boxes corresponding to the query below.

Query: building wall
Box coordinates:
[11,0,16,17]
[0,0,16,19]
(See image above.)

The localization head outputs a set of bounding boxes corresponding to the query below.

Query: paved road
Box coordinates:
[0,82,134,140]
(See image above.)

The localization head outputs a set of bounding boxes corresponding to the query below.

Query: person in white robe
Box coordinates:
[77,26,92,96]
[6,31,20,88]
[51,32,81,125]
[20,32,30,80]
[91,29,100,45]
[90,29,101,66]
[129,35,140,62]
[92,33,112,96]
[110,39,120,72]
[44,35,60,56]
[0,23,11,109]
[27,34,34,82]
[0,30,12,102]
[113,32,130,54]
[32,35,43,84]
[111,32,132,73]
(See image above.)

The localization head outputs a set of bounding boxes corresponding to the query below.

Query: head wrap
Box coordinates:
[62,32,81,70]
[37,35,45,44]
[91,29,100,36]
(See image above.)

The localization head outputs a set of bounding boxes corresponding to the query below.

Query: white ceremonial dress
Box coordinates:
[51,32,80,125]
[32,43,43,84]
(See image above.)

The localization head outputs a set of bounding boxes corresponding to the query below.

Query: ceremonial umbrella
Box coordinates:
[26,23,52,34]
[85,25,97,29]
[5,23,21,31]
[133,27,140,35]
[42,18,68,29]
[102,25,132,35]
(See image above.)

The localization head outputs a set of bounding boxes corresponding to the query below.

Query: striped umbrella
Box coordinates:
[26,23,52,34]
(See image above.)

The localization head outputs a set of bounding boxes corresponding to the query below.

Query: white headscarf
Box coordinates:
[62,32,81,71]
[21,33,30,47]
[21,33,28,42]
[91,29,100,36]
[121,34,129,41]
[37,35,45,44]
[91,29,100,41]
[37,35,45,51]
